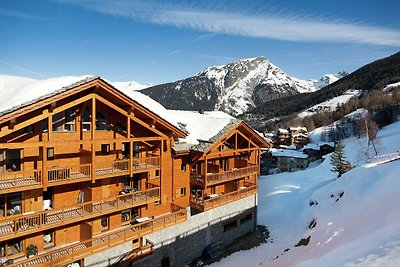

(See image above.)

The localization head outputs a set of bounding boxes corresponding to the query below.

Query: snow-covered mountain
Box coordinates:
[141,57,345,116]
[112,80,151,91]
[307,71,349,91]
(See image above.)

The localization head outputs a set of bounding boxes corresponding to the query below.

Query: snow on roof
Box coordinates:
[289,126,307,132]
[0,75,239,151]
[0,75,95,117]
[112,83,179,127]
[271,149,308,159]
[278,128,289,133]
[167,110,235,150]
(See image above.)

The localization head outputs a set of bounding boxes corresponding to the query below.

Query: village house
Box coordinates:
[0,76,269,267]
[271,149,309,173]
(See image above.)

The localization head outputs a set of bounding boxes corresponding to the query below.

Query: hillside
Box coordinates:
[249,51,400,124]
[141,57,342,116]
[212,120,400,267]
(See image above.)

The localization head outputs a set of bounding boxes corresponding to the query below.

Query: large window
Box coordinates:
[5,149,21,172]
[1,193,22,217]
[52,108,75,132]
[82,108,91,131]
[96,112,109,131]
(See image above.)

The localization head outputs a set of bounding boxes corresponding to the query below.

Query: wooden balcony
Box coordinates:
[190,184,258,212]
[0,169,43,193]
[0,187,160,242]
[0,156,161,193]
[133,156,160,171]
[190,165,259,187]
[7,206,186,267]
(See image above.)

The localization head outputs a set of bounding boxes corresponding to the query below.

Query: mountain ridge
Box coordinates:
[141,57,343,116]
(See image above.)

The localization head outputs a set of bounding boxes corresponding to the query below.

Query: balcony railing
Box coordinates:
[133,156,160,171]
[48,164,91,183]
[0,156,161,192]
[0,169,42,192]
[190,165,259,187]
[0,187,161,242]
[8,206,186,267]
[190,184,258,212]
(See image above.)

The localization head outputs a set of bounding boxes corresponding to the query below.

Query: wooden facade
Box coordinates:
[0,77,268,266]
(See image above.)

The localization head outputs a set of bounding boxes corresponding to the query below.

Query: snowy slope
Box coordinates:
[212,120,400,267]
[298,89,361,118]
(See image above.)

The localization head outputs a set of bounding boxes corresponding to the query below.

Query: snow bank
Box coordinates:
[212,120,400,267]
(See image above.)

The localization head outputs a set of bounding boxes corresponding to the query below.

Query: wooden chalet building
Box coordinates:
[0,76,269,267]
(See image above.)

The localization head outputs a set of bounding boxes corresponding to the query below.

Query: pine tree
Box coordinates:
[330,141,353,178]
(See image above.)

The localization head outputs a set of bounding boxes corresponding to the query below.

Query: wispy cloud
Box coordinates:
[0,8,47,20]
[168,50,180,57]
[55,0,400,47]
[0,58,47,78]
[190,32,218,44]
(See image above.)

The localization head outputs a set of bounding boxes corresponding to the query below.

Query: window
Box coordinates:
[100,216,109,231]
[82,108,91,131]
[0,238,23,257]
[176,187,186,198]
[155,169,160,177]
[116,122,126,132]
[180,162,186,172]
[133,142,140,158]
[223,220,237,232]
[96,112,109,131]
[5,193,22,216]
[122,142,130,159]
[122,210,130,223]
[101,144,110,155]
[240,213,253,224]
[43,230,54,247]
[47,148,54,161]
[6,149,21,172]
[219,159,227,171]
[52,108,75,132]
[41,118,48,132]
[180,187,186,197]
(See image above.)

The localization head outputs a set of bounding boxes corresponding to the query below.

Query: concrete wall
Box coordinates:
[84,194,257,267]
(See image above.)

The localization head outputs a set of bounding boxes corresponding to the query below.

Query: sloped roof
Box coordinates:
[0,75,185,137]
[0,75,96,117]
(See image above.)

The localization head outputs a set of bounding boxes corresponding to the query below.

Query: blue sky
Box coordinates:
[1,0,399,84]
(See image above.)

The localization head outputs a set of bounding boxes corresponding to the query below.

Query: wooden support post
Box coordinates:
[91,143,96,183]
[235,132,238,150]
[42,146,48,191]
[91,97,96,183]
[204,155,207,188]
[48,110,52,142]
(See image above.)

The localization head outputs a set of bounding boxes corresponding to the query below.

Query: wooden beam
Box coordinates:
[94,94,167,138]
[91,96,96,141]
[0,94,94,138]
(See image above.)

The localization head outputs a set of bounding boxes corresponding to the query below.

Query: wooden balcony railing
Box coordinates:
[0,187,160,242]
[190,165,259,187]
[0,169,42,191]
[48,164,91,183]
[0,156,161,192]
[190,184,258,212]
[133,156,160,171]
[96,160,130,178]
[8,206,186,267]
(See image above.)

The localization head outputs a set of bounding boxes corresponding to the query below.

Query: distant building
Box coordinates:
[264,127,309,148]
[271,149,309,172]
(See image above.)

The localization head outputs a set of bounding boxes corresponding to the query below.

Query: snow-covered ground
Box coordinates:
[298,90,361,118]
[212,120,400,267]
